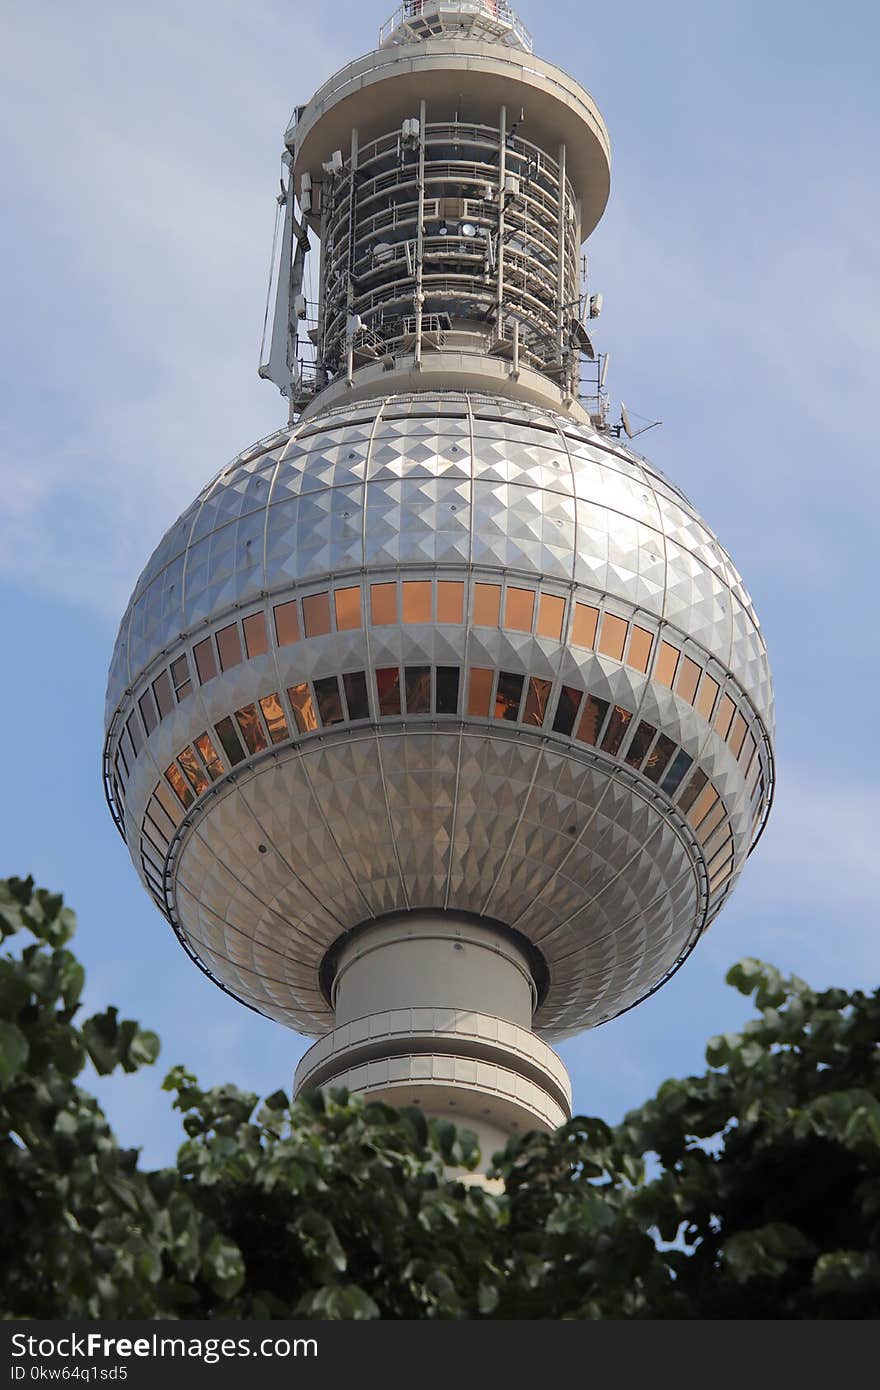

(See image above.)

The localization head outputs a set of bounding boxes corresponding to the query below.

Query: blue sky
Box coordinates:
[2,0,877,1168]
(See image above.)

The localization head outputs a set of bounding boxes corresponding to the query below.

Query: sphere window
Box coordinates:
[194,732,224,781]
[171,655,193,702]
[654,642,680,689]
[575,695,609,747]
[644,733,678,784]
[437,581,465,624]
[552,686,582,737]
[696,673,720,721]
[343,671,370,721]
[152,670,174,720]
[473,583,501,627]
[376,667,402,716]
[243,612,269,659]
[728,713,748,759]
[600,706,633,757]
[274,600,301,648]
[598,614,628,662]
[677,768,708,815]
[675,656,702,706]
[216,624,243,673]
[138,690,158,737]
[235,704,269,755]
[626,626,654,674]
[214,716,246,767]
[505,587,535,633]
[403,582,432,624]
[405,667,432,715]
[537,593,565,641]
[660,748,692,797]
[260,693,290,744]
[696,798,726,845]
[495,671,525,721]
[177,747,209,797]
[126,714,143,758]
[625,721,657,769]
[288,684,319,733]
[468,667,494,718]
[314,677,344,727]
[302,593,331,638]
[523,677,552,727]
[371,583,398,626]
[436,667,461,715]
[714,694,736,740]
[335,587,363,632]
[687,783,719,833]
[193,637,218,686]
[571,603,599,650]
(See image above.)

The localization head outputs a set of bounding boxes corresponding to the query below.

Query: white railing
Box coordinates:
[380,1,534,53]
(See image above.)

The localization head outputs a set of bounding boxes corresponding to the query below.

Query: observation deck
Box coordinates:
[379,1,534,53]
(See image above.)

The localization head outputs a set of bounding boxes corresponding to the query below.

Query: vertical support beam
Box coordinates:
[346,128,359,386]
[557,141,567,371]
[316,187,329,388]
[414,100,427,369]
[496,104,507,324]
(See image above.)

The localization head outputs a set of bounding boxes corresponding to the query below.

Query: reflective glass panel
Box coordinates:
[288,684,319,733]
[343,671,370,721]
[138,690,158,737]
[598,613,628,661]
[164,760,193,807]
[473,583,501,627]
[627,626,653,674]
[214,716,245,766]
[495,671,524,721]
[678,768,708,813]
[576,695,610,746]
[193,637,218,685]
[704,822,733,863]
[654,642,680,688]
[376,667,402,717]
[436,666,460,715]
[571,603,599,649]
[177,747,209,796]
[644,733,677,784]
[505,587,536,633]
[195,732,224,781]
[625,721,657,768]
[302,592,331,638]
[740,732,757,775]
[114,747,129,784]
[709,856,734,893]
[537,594,565,641]
[243,611,269,659]
[729,713,748,758]
[468,668,494,717]
[371,583,397,626]
[553,686,583,736]
[437,581,464,624]
[217,623,243,672]
[235,704,269,755]
[696,673,720,721]
[314,677,344,726]
[335,587,362,632]
[405,667,432,715]
[274,600,301,647]
[126,714,142,757]
[154,780,183,828]
[259,693,290,745]
[601,706,634,756]
[714,694,735,739]
[403,581,432,624]
[676,656,702,705]
[660,748,693,796]
[688,783,719,830]
[171,655,192,701]
[152,670,173,720]
[523,677,552,727]
[697,798,726,844]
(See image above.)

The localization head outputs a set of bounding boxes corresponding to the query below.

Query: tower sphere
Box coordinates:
[104,1,774,1152]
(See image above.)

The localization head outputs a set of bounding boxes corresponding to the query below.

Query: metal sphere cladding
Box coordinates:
[104,392,773,1039]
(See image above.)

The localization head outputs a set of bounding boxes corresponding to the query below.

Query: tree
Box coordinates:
[1,874,877,1319]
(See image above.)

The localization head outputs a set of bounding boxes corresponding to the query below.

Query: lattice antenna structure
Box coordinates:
[104,0,775,1174]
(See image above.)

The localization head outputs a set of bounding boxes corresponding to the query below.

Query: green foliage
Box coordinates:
[1,877,878,1319]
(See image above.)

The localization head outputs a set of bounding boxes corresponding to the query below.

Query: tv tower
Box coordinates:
[104,0,774,1167]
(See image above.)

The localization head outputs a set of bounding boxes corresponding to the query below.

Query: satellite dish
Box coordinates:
[570,320,595,359]
[461,222,478,238]
[438,224,450,236]
[346,313,363,340]
[620,403,635,439]
[373,242,393,263]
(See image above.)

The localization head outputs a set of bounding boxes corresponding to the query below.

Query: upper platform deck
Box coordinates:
[379,1,533,53]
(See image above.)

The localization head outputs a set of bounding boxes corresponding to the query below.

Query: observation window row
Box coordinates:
[116,580,764,805]
[135,662,738,914]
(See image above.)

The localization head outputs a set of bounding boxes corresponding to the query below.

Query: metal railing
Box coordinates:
[380,1,534,53]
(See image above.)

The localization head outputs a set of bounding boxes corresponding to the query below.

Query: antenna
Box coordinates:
[599,353,609,389]
[619,403,662,440]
